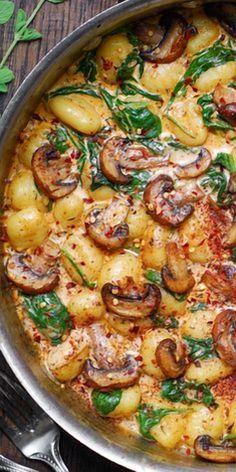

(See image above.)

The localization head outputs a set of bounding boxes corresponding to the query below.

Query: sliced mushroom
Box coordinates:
[229,173,236,194]
[6,253,59,294]
[143,175,202,227]
[101,280,161,318]
[156,338,187,378]
[212,310,236,367]
[205,3,236,37]
[195,435,236,463]
[202,264,236,303]
[135,13,190,63]
[218,103,236,128]
[85,196,130,249]
[213,84,236,127]
[84,355,140,390]
[162,242,195,293]
[100,137,167,185]
[32,144,79,199]
[176,148,212,179]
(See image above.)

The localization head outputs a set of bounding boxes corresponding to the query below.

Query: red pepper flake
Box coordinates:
[135,355,143,362]
[186,448,191,456]
[66,282,76,290]
[101,57,113,71]
[34,334,41,343]
[72,243,76,249]
[83,198,94,204]
[184,77,192,86]
[104,227,114,238]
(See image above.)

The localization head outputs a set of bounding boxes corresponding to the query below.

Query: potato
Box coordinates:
[49,95,101,135]
[62,232,103,285]
[185,357,233,384]
[142,223,171,270]
[141,329,174,379]
[108,386,141,418]
[20,122,52,168]
[47,331,89,382]
[98,252,142,288]
[186,13,219,56]
[107,313,152,336]
[68,288,105,325]
[181,309,215,339]
[6,207,48,251]
[53,192,84,228]
[141,62,185,93]
[228,401,236,435]
[185,404,224,446]
[195,61,236,93]
[159,287,187,317]
[151,413,187,449]
[168,99,208,146]
[8,170,47,212]
[90,186,116,201]
[96,33,133,84]
[126,200,150,241]
[179,213,212,264]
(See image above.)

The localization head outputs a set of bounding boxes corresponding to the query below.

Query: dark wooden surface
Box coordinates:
[0,1,130,471]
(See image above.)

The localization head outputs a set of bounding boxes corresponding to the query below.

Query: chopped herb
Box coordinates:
[184,336,216,361]
[161,379,216,406]
[47,200,53,211]
[61,248,96,289]
[124,245,141,255]
[117,50,144,81]
[190,302,206,312]
[137,404,188,440]
[201,167,232,206]
[45,84,100,100]
[198,94,233,131]
[229,81,236,89]
[214,152,236,173]
[144,269,187,302]
[47,125,69,153]
[92,389,122,415]
[78,51,97,82]
[121,82,162,102]
[23,292,72,345]
[151,314,179,329]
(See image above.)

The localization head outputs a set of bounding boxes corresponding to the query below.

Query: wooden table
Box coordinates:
[0,1,129,470]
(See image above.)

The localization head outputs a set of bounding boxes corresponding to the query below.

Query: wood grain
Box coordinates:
[0,1,130,470]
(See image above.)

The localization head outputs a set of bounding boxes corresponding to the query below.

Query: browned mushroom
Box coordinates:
[218,104,236,128]
[100,137,167,185]
[83,355,140,390]
[202,264,236,303]
[32,144,79,199]
[212,310,236,367]
[162,242,195,294]
[135,13,191,63]
[194,435,236,463]
[85,196,130,249]
[176,148,212,179]
[6,253,59,294]
[143,175,203,227]
[101,280,161,318]
[156,338,187,378]
[205,3,236,37]
[229,173,236,194]
[213,84,236,127]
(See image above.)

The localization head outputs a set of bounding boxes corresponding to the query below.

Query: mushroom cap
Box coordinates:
[176,148,212,179]
[156,338,187,378]
[84,355,140,391]
[195,435,236,463]
[162,242,195,294]
[212,309,236,367]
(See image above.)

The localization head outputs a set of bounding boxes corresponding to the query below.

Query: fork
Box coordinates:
[0,371,69,472]
[0,454,39,472]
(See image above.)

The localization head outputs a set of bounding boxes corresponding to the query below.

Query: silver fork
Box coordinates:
[0,454,39,472]
[0,371,69,472]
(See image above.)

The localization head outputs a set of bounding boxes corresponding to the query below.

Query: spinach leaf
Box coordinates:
[92,389,122,415]
[101,88,162,138]
[121,82,162,102]
[61,248,96,288]
[197,94,233,131]
[151,314,179,329]
[117,50,144,81]
[23,292,72,345]
[144,269,187,302]
[229,81,236,89]
[231,247,236,262]
[201,167,231,206]
[161,379,215,406]
[167,40,236,110]
[140,139,167,155]
[190,302,206,312]
[47,125,69,153]
[137,404,187,440]
[45,84,100,100]
[214,152,236,173]
[78,51,97,82]
[184,336,215,361]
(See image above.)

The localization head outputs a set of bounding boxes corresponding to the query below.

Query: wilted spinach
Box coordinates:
[184,336,216,361]
[117,50,144,81]
[137,404,188,440]
[121,82,162,102]
[197,94,233,131]
[78,51,97,82]
[45,84,100,100]
[61,248,96,289]
[92,389,122,415]
[47,125,69,153]
[201,167,231,206]
[190,303,207,312]
[144,269,187,302]
[214,152,236,173]
[161,379,215,406]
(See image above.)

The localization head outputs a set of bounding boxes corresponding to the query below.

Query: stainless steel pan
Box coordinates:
[0,1,235,470]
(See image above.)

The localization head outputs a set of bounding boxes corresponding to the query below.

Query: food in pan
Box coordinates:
[2,2,236,463]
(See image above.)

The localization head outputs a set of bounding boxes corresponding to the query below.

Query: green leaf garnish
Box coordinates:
[144,269,187,302]
[92,389,122,415]
[151,314,179,329]
[48,125,69,154]
[117,50,144,81]
[120,82,162,102]
[78,51,97,82]
[198,94,233,131]
[137,404,188,440]
[214,152,236,173]
[45,84,100,100]
[161,379,216,406]
[61,248,96,289]
[0,1,14,25]
[184,336,216,361]
[201,166,232,206]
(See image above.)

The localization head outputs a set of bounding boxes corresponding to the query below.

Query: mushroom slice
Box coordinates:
[84,355,140,390]
[101,281,161,318]
[162,242,195,294]
[195,435,236,463]
[202,264,236,303]
[213,84,236,127]
[229,173,236,194]
[156,338,187,378]
[85,196,130,249]
[32,144,79,199]
[218,103,236,128]
[205,3,236,37]
[6,253,59,294]
[100,137,166,185]
[212,310,236,367]
[176,148,211,179]
[138,13,189,64]
[144,175,198,227]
